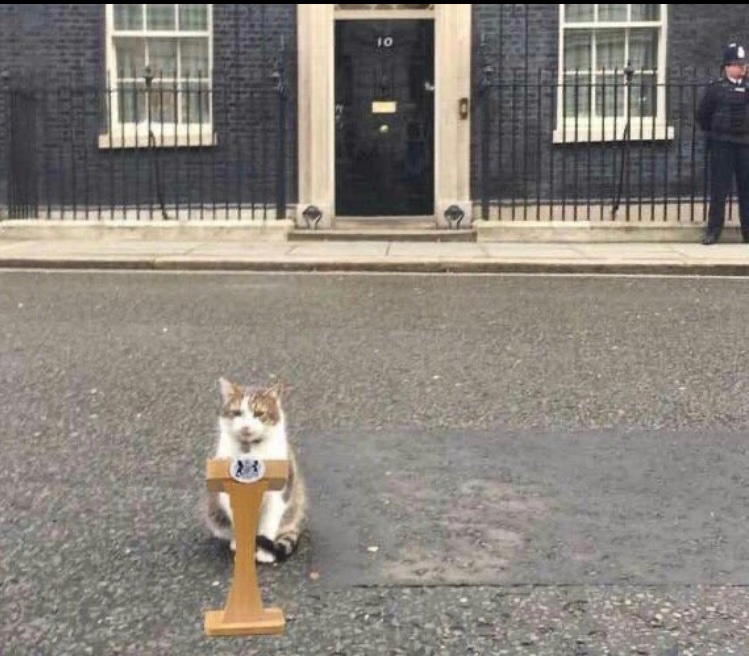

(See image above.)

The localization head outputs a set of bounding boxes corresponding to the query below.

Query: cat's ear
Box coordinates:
[266,378,289,400]
[219,377,238,403]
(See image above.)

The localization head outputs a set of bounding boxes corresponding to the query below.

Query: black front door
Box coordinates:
[335,20,435,217]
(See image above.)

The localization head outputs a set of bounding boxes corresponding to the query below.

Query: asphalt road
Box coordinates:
[1,271,748,655]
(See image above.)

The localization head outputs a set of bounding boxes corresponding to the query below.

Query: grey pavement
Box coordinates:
[2,272,749,655]
[1,235,749,275]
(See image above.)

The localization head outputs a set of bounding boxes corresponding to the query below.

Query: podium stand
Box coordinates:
[204,458,289,636]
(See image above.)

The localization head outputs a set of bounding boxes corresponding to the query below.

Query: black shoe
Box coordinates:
[702,232,719,245]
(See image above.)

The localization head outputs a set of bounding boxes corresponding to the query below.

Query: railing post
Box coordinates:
[612,62,634,220]
[478,33,493,221]
[272,37,288,221]
[144,65,170,220]
[1,71,11,220]
[624,61,634,222]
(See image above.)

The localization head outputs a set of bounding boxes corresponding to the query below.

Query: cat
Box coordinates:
[205,377,306,564]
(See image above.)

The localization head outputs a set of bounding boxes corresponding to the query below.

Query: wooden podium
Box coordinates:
[204,457,289,637]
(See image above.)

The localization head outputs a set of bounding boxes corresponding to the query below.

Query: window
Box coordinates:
[557,4,671,142]
[103,4,213,147]
[335,4,434,10]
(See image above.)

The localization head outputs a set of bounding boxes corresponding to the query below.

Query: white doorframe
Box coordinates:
[296,4,472,228]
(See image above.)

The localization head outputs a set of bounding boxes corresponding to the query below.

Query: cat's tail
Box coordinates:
[256,530,301,562]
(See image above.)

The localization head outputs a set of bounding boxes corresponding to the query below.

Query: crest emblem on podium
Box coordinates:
[230,457,265,484]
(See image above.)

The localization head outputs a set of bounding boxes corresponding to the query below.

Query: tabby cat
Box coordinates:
[205,378,306,563]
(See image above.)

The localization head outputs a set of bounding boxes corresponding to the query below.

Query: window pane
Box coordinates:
[596,29,626,70]
[179,4,208,31]
[148,82,178,123]
[146,4,176,30]
[118,82,147,123]
[181,81,211,124]
[594,73,625,119]
[564,29,592,71]
[115,38,146,77]
[631,4,660,21]
[631,72,657,117]
[181,39,209,78]
[114,4,143,30]
[565,5,594,23]
[148,39,178,76]
[598,4,628,22]
[563,73,592,118]
[630,28,659,71]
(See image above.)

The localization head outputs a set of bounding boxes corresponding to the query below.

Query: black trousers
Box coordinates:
[707,140,749,237]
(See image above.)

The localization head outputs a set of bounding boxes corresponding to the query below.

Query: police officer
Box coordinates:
[696,43,749,245]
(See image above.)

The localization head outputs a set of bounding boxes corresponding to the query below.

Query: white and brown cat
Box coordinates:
[205,377,306,564]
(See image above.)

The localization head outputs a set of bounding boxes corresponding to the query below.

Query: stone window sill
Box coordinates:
[553,123,675,144]
[98,128,217,150]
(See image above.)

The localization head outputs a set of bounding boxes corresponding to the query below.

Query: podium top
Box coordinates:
[206,458,289,492]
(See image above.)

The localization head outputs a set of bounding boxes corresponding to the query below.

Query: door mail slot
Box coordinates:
[372,100,397,114]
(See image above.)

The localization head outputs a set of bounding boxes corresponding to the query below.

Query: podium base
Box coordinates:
[204,608,285,636]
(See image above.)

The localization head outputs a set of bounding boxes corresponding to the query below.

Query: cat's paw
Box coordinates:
[230,539,236,553]
[255,547,277,564]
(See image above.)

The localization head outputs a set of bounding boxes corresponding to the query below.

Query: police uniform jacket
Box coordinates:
[697,75,749,145]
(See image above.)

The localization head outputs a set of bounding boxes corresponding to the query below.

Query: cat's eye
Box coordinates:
[230,410,242,418]
[253,410,266,420]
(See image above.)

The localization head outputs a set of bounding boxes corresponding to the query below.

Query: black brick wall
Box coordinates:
[0,4,19,210]
[1,4,297,218]
[668,4,749,71]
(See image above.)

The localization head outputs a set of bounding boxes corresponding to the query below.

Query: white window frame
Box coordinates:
[555,4,673,143]
[100,3,215,149]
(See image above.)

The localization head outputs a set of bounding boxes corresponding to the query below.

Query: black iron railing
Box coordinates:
[475,66,738,224]
[3,62,294,221]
